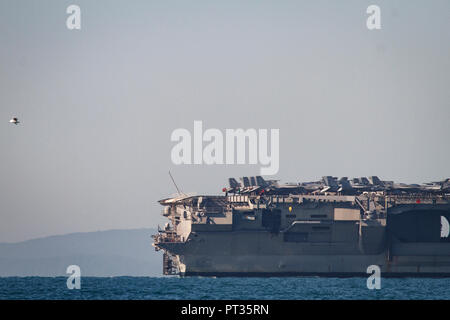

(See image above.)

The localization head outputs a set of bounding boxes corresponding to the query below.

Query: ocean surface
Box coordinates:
[1,277,450,300]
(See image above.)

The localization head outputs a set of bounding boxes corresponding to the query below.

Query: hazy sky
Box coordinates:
[0,0,449,242]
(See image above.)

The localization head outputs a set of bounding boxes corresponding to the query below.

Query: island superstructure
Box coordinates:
[152,176,450,276]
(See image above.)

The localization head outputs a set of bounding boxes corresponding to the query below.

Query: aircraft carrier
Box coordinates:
[152,176,450,277]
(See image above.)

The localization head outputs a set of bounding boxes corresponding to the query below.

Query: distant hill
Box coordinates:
[0,229,163,277]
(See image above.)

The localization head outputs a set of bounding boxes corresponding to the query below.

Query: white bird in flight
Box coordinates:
[9,117,20,125]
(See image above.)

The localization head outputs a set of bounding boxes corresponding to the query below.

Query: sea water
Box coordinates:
[0,276,449,300]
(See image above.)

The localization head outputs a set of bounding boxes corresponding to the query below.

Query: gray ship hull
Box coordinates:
[159,230,450,277]
[180,253,450,277]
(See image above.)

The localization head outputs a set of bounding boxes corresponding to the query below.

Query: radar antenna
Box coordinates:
[168,171,185,196]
